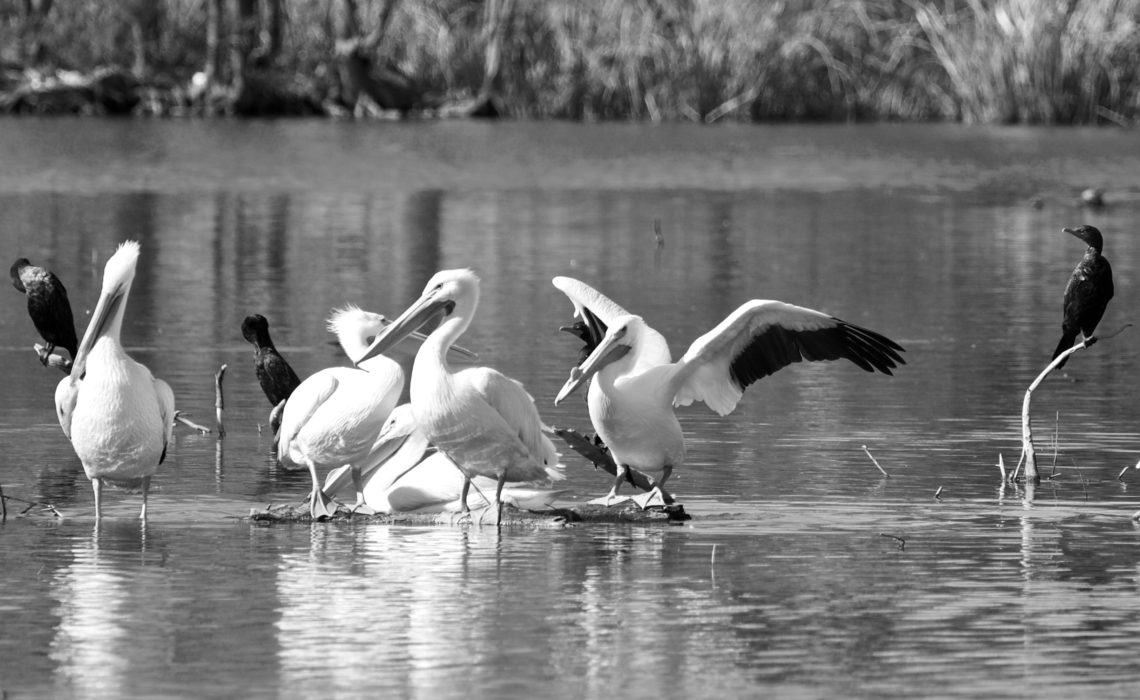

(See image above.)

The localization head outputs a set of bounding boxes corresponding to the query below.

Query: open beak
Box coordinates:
[70,280,127,379]
[554,330,631,405]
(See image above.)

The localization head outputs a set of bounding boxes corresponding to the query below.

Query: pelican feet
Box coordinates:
[631,488,668,510]
[350,499,377,516]
[308,488,340,520]
[587,493,632,507]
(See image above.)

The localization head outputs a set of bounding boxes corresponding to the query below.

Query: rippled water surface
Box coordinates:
[2,120,1139,699]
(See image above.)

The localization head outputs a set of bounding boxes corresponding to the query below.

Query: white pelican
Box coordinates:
[323,404,564,513]
[357,269,564,522]
[54,241,175,520]
[276,305,474,518]
[552,276,905,507]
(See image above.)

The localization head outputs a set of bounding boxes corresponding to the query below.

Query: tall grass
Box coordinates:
[3,0,1138,123]
[910,0,1140,124]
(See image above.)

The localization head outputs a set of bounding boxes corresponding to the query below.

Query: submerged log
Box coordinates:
[247,499,689,527]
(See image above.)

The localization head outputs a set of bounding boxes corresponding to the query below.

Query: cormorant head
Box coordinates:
[241,314,271,346]
[1063,225,1104,253]
[9,258,30,293]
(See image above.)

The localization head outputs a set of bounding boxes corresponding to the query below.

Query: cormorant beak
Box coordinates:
[70,280,127,379]
[554,329,631,405]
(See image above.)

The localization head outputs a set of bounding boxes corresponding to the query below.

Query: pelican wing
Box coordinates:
[54,376,80,440]
[153,376,175,464]
[674,300,905,416]
[460,367,562,478]
[276,372,340,465]
[553,276,670,365]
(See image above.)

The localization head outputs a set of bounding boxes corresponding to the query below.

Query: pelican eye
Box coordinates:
[365,335,376,345]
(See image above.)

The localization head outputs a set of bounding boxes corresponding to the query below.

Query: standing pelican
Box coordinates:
[1052,225,1113,369]
[357,269,564,522]
[55,241,175,520]
[11,257,79,368]
[552,276,905,507]
[241,313,301,432]
[276,306,405,518]
[323,404,564,513]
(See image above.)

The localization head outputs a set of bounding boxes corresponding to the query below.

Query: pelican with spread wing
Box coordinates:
[553,276,905,507]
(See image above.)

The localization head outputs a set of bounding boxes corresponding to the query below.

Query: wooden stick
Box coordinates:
[862,445,890,478]
[934,486,943,499]
[175,411,211,434]
[1,482,7,520]
[1118,465,1130,481]
[997,454,1007,482]
[214,364,227,438]
[33,343,71,373]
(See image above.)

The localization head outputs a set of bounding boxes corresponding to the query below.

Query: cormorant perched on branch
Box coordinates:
[1052,225,1114,368]
[241,314,301,432]
[10,257,78,367]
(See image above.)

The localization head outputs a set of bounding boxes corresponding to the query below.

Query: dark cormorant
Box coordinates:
[10,257,79,366]
[1052,225,1114,368]
[241,314,301,431]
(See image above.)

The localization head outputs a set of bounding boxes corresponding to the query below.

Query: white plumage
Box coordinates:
[358,269,563,522]
[276,306,405,518]
[323,404,564,513]
[55,241,175,520]
[553,276,905,507]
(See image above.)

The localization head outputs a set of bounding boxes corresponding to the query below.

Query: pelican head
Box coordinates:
[367,403,430,473]
[355,269,481,366]
[1063,225,1104,253]
[554,314,638,404]
[327,305,400,365]
[70,241,140,378]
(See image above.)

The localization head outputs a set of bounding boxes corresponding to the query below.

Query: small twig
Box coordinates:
[1051,411,1060,472]
[997,454,1007,482]
[174,411,211,434]
[1117,465,1130,481]
[1,482,7,520]
[711,544,717,566]
[1,490,61,518]
[862,445,890,478]
[215,364,227,438]
[934,486,943,500]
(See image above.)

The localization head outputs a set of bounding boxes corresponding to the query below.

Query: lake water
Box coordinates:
[1,119,1139,699]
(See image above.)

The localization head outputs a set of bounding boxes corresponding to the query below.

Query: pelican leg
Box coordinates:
[306,462,337,520]
[139,476,150,520]
[491,472,508,526]
[92,477,103,520]
[451,477,474,526]
[350,466,376,516]
[632,465,673,509]
[587,464,633,507]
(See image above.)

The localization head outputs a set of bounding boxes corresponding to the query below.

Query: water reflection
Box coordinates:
[4,122,1140,698]
[49,522,172,699]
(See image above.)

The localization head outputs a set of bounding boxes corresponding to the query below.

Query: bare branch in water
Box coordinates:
[215,364,227,438]
[862,445,890,478]
[175,411,212,434]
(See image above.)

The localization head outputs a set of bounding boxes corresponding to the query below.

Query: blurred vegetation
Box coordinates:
[1,0,1137,123]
